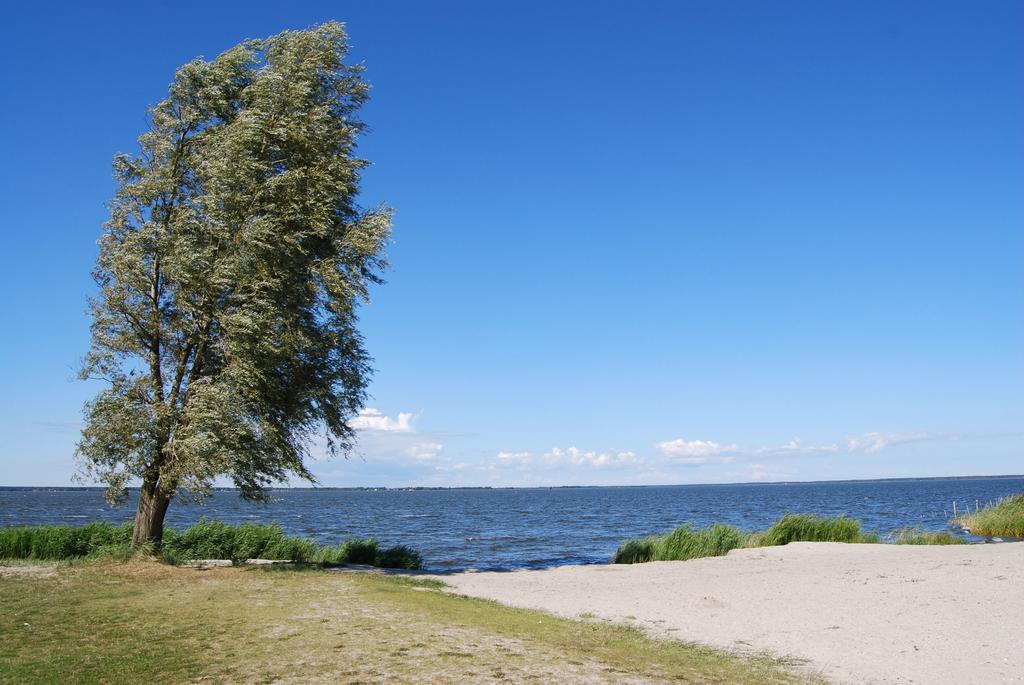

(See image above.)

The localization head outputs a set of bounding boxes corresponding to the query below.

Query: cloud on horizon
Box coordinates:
[344,407,947,478]
[495,446,640,469]
[306,411,971,488]
[473,430,951,482]
[653,431,943,462]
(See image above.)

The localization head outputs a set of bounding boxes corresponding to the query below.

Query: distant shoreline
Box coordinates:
[3,473,1023,492]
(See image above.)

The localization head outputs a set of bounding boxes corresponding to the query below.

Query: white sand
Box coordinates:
[432,542,1024,684]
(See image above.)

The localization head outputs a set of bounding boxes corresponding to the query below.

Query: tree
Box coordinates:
[77,22,391,546]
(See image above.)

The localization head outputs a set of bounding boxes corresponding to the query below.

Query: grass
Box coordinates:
[0,560,814,684]
[609,537,658,564]
[614,514,884,564]
[612,523,748,563]
[954,493,1024,537]
[0,522,133,560]
[1,519,422,570]
[891,528,968,545]
[755,514,879,546]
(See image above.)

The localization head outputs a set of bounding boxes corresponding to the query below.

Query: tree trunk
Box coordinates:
[132,477,171,546]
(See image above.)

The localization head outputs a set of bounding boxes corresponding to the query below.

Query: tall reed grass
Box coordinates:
[954,493,1024,537]
[0,522,133,560]
[1,519,422,570]
[891,528,967,545]
[753,514,878,546]
[612,523,747,564]
[613,514,884,564]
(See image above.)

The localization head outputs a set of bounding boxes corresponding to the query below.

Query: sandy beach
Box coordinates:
[433,542,1024,684]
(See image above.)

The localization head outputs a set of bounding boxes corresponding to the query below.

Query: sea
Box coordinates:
[2,476,1021,571]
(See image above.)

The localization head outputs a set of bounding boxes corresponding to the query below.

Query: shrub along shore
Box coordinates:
[611,513,972,564]
[0,519,422,569]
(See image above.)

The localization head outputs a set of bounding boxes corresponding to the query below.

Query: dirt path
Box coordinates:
[432,542,1024,684]
[0,563,56,578]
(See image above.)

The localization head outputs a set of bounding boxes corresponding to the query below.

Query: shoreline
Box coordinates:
[430,541,1024,684]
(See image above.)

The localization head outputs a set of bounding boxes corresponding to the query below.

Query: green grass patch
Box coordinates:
[954,493,1024,537]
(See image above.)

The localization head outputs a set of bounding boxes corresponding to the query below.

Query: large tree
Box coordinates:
[77,22,391,545]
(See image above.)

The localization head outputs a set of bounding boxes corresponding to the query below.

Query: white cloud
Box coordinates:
[493,446,640,469]
[757,437,841,456]
[749,463,770,480]
[845,431,931,453]
[406,442,444,462]
[496,450,532,465]
[492,429,940,476]
[754,432,934,457]
[655,438,718,457]
[652,431,942,463]
[545,446,640,467]
[382,426,948,487]
[350,408,415,433]
[655,438,736,461]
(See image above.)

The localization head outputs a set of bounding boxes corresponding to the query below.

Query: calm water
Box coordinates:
[2,476,1021,570]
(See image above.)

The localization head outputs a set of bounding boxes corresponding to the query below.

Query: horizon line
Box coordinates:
[3,472,1023,492]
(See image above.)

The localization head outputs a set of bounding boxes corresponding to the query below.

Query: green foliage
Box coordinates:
[231,522,291,560]
[892,528,968,545]
[612,524,747,564]
[610,537,658,564]
[1,520,422,570]
[162,520,237,561]
[76,22,392,542]
[265,537,319,564]
[347,538,382,565]
[338,538,379,565]
[0,527,32,559]
[757,514,878,546]
[161,519,318,563]
[309,539,372,565]
[0,522,132,560]
[374,545,424,570]
[612,514,881,564]
[955,493,1024,537]
[656,524,748,561]
[307,539,422,569]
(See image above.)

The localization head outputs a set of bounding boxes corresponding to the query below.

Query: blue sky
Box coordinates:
[1,1,1021,487]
